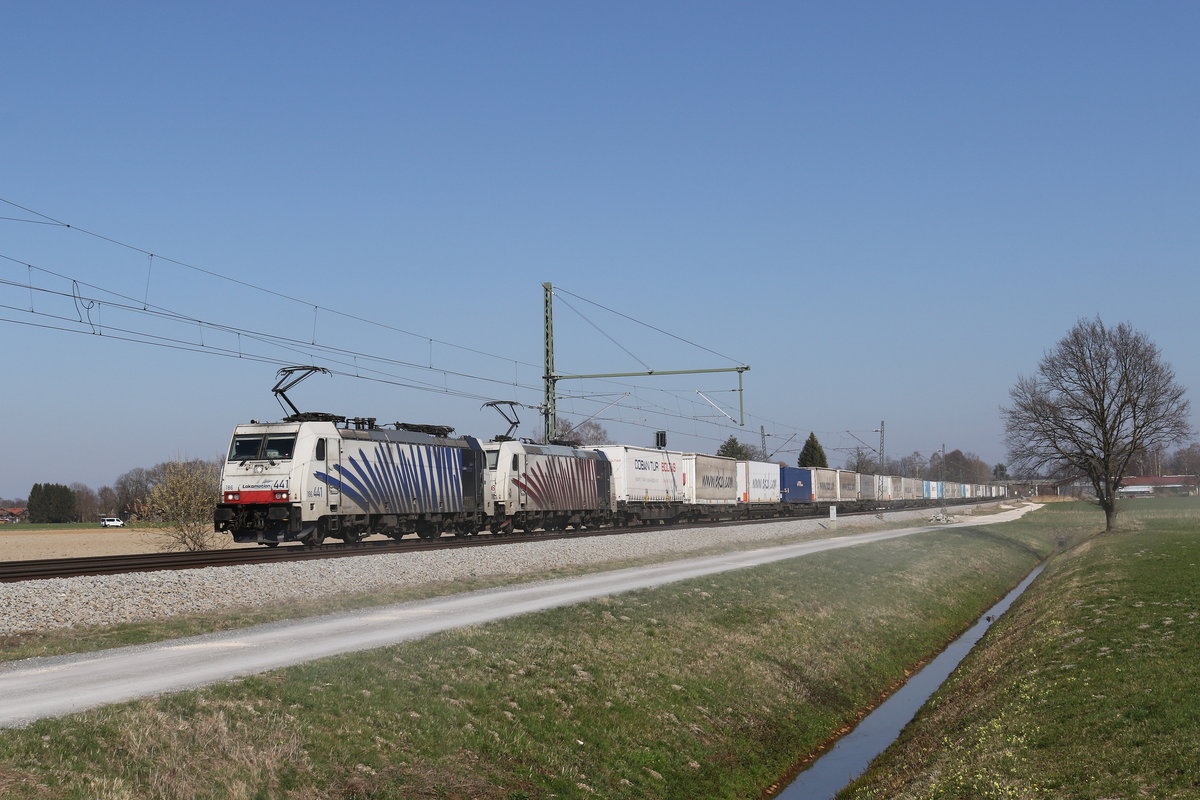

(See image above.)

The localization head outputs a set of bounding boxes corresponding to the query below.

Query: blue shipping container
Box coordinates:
[779,467,814,503]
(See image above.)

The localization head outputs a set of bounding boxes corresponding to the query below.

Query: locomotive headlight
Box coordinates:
[225,492,240,502]
[274,491,289,501]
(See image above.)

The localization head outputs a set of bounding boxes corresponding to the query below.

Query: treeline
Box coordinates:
[714,433,999,483]
[714,432,1200,486]
[845,448,995,485]
[8,459,220,523]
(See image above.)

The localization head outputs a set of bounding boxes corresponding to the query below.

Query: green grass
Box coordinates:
[0,513,1062,800]
[840,497,1200,800]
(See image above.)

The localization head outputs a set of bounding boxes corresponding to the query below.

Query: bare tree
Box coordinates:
[935,449,991,485]
[1167,442,1200,476]
[534,417,613,446]
[70,482,100,523]
[898,451,926,479]
[843,447,878,474]
[147,459,222,551]
[1002,317,1191,531]
[97,486,119,516]
[114,467,156,518]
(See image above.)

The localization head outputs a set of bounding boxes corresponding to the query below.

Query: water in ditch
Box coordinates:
[773,564,1045,799]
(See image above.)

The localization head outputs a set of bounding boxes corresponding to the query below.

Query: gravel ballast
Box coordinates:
[0,509,969,635]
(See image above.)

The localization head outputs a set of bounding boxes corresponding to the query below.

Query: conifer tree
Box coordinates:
[716,436,755,460]
[798,432,828,468]
[27,482,75,523]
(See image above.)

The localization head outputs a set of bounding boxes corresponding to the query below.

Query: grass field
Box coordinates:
[0,512,1062,800]
[840,498,1200,800]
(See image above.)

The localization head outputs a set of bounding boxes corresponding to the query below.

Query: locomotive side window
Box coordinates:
[485,450,498,470]
[315,438,326,461]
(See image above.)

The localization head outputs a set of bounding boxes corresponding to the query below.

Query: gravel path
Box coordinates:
[0,508,988,636]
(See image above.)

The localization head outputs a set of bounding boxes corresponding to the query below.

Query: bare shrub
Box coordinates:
[147,459,221,551]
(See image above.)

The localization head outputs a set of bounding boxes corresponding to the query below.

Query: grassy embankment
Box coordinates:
[841,498,1200,800]
[0,508,1060,799]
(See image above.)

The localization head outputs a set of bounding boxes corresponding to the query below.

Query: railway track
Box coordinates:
[0,502,981,584]
[0,528,621,583]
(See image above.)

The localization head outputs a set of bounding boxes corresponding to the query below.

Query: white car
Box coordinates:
[99,517,125,528]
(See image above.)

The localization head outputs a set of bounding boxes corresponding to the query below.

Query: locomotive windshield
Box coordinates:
[228,434,297,461]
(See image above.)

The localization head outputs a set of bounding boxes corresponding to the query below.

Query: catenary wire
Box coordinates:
[0,201,799,447]
[0,198,541,369]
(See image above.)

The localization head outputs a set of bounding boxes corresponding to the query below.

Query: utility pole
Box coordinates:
[543,282,556,440]
[876,420,886,499]
[541,282,750,443]
[940,442,947,515]
[878,420,885,474]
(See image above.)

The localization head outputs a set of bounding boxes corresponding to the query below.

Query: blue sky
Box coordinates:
[2,1,1198,498]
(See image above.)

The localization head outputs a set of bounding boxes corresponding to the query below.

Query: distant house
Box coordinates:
[1116,475,1198,498]
[1052,476,1093,498]
[1,507,28,524]
[1051,475,1198,499]
[1003,479,1061,498]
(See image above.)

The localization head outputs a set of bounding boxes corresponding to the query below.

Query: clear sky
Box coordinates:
[2,1,1198,499]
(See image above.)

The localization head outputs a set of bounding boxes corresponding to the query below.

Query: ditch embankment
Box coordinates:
[0,503,1070,799]
[836,498,1200,800]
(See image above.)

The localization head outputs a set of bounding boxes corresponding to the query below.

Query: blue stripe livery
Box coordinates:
[314,442,464,514]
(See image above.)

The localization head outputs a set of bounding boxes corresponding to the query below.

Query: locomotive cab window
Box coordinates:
[485,450,499,470]
[265,435,296,460]
[228,434,298,461]
[315,438,326,461]
[229,435,263,461]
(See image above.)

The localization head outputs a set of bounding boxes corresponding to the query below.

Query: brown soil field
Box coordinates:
[0,527,258,561]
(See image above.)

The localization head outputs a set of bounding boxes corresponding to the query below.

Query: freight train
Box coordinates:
[215,416,1003,546]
